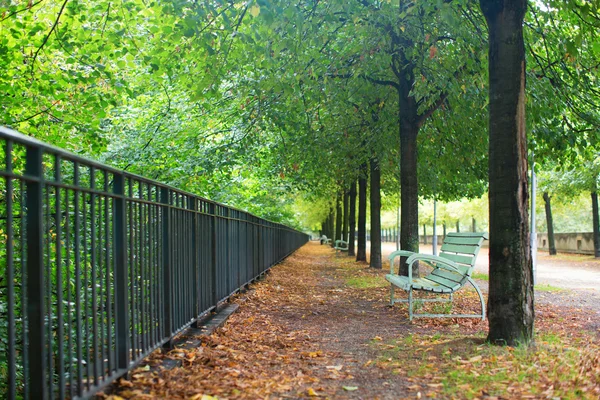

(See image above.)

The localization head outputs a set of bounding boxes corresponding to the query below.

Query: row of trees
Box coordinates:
[2,0,599,346]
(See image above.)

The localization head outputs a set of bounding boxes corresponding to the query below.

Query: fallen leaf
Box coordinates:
[343,386,359,391]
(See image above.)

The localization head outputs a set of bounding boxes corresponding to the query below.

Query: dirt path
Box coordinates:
[107,242,599,400]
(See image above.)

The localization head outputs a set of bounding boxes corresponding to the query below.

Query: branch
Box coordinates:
[101,2,111,38]
[122,82,172,171]
[30,0,69,75]
[416,93,448,128]
[363,75,399,90]
[1,0,45,22]
[12,100,60,124]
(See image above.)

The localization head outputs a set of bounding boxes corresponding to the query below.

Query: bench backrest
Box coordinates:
[438,232,488,276]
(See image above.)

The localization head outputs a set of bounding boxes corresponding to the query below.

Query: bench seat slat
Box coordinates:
[443,236,485,245]
[420,276,462,291]
[385,274,455,293]
[430,268,466,284]
[440,243,480,255]
[439,253,474,268]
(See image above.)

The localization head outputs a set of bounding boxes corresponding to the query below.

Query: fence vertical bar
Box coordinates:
[113,173,129,371]
[210,203,217,306]
[189,198,200,326]
[5,141,16,400]
[25,144,47,399]
[160,187,173,349]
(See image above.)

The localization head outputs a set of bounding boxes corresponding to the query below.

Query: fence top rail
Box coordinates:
[0,126,305,235]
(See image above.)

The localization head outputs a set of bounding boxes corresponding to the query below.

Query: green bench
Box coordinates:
[320,235,332,245]
[386,232,488,321]
[334,239,349,252]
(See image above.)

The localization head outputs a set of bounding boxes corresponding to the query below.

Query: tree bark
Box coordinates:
[357,164,368,262]
[542,192,556,255]
[592,191,600,258]
[335,191,343,242]
[348,180,357,256]
[398,92,420,276]
[369,158,382,269]
[328,207,335,246]
[342,190,349,242]
[480,0,534,346]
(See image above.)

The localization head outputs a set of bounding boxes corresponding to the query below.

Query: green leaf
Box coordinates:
[249,5,260,17]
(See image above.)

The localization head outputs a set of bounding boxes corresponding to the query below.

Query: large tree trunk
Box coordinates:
[335,191,342,242]
[348,180,357,256]
[480,0,534,346]
[398,61,420,276]
[342,190,349,242]
[542,192,556,255]
[328,206,335,247]
[357,164,368,262]
[592,191,600,258]
[369,158,382,269]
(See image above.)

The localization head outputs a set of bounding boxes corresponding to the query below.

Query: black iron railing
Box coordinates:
[0,126,308,399]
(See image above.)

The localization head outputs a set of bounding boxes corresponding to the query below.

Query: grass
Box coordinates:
[471,272,489,281]
[373,331,600,399]
[345,275,388,289]
[535,283,563,292]
[471,273,564,293]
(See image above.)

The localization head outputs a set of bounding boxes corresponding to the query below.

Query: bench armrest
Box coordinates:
[405,254,462,275]
[388,250,415,275]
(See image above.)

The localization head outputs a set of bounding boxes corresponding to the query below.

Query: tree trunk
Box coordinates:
[472,218,477,232]
[592,191,600,258]
[370,158,382,269]
[328,207,335,246]
[335,191,342,242]
[456,220,460,232]
[348,180,357,256]
[342,190,349,242]
[398,108,420,275]
[542,192,556,255]
[480,0,534,346]
[357,164,368,262]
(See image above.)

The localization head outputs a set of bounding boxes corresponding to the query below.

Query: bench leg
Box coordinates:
[408,288,413,321]
[467,277,486,321]
[390,284,395,306]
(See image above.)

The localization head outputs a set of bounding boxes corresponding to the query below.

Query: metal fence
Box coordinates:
[0,126,308,399]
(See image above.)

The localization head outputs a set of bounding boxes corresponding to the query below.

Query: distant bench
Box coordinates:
[320,235,332,245]
[334,239,348,252]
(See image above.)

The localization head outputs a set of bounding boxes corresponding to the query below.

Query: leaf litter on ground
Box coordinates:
[101,242,600,399]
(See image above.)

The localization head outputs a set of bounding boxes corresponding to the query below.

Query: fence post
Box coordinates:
[25,145,47,399]
[210,203,217,306]
[225,207,230,296]
[189,198,200,327]
[160,187,173,349]
[113,173,129,371]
